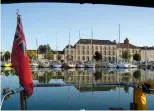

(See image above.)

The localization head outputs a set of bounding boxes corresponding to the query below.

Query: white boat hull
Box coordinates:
[52,64,62,68]
[76,64,85,68]
[117,63,130,68]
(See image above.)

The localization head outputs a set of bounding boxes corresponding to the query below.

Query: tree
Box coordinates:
[44,51,54,59]
[94,51,102,62]
[124,86,129,93]
[122,72,131,82]
[133,53,141,62]
[28,50,37,59]
[133,70,141,81]
[93,71,102,81]
[4,51,10,61]
[61,60,64,63]
[1,52,4,61]
[121,50,131,61]
[38,44,53,54]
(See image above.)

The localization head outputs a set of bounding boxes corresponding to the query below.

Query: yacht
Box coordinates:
[117,62,130,68]
[3,62,12,67]
[107,63,117,68]
[39,59,51,68]
[30,60,39,68]
[84,61,95,68]
[63,61,76,68]
[76,61,85,68]
[52,62,62,68]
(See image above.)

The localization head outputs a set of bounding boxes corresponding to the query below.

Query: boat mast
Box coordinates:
[56,32,58,61]
[69,29,71,61]
[36,38,38,60]
[91,28,93,62]
[118,24,120,62]
[46,37,48,59]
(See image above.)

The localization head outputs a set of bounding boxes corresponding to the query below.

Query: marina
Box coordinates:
[1,67,154,110]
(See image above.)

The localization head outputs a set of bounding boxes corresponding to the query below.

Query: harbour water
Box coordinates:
[1,67,154,110]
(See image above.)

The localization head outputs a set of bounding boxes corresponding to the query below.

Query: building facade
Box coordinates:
[64,39,117,62]
[140,47,154,62]
[117,38,141,61]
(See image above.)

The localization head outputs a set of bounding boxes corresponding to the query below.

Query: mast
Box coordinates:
[118,24,120,62]
[36,38,38,60]
[69,29,71,55]
[79,30,80,44]
[91,28,93,62]
[56,32,58,61]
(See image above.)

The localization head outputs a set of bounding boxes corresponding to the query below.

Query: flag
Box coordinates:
[11,13,33,97]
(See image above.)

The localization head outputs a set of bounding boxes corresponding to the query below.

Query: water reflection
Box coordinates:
[1,68,154,110]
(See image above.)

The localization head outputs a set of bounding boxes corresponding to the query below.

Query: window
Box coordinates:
[78,56,80,61]
[96,46,98,51]
[78,50,80,55]
[83,56,85,61]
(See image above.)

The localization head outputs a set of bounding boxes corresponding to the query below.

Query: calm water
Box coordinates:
[1,67,154,110]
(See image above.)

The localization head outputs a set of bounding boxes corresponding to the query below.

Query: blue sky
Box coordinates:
[1,3,154,52]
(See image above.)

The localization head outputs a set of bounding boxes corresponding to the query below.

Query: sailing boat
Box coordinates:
[30,38,40,68]
[76,30,85,68]
[39,37,51,68]
[3,53,12,67]
[51,33,62,68]
[85,28,95,68]
[63,29,76,68]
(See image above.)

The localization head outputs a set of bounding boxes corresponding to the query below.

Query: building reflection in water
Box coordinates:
[1,67,154,110]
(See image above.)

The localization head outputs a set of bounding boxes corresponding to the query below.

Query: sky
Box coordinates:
[1,3,154,52]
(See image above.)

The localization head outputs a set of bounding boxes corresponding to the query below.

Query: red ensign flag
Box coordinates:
[11,14,33,97]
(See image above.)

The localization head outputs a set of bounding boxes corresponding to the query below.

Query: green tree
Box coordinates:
[93,71,102,81]
[1,52,4,61]
[44,51,54,59]
[61,59,64,63]
[38,44,53,54]
[133,53,141,62]
[4,51,10,61]
[133,70,141,81]
[94,51,102,62]
[124,86,129,93]
[122,72,131,82]
[121,50,131,61]
[28,51,37,59]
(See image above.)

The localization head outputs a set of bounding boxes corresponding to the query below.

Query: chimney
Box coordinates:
[124,38,129,44]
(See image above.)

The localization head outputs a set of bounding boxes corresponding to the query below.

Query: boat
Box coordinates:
[76,61,85,68]
[129,64,138,68]
[107,63,117,68]
[63,61,76,68]
[117,62,130,68]
[39,60,51,68]
[84,61,95,68]
[52,33,62,68]
[51,61,62,68]
[30,62,39,68]
[3,62,12,67]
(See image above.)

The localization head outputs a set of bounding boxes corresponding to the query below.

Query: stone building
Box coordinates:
[140,46,154,62]
[64,39,117,62]
[117,38,141,61]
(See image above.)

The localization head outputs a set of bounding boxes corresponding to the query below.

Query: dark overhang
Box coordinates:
[1,0,154,8]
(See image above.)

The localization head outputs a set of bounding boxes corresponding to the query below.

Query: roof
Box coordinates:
[117,43,139,49]
[65,44,74,49]
[140,46,154,50]
[76,39,116,45]
[53,50,64,54]
[1,0,154,8]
